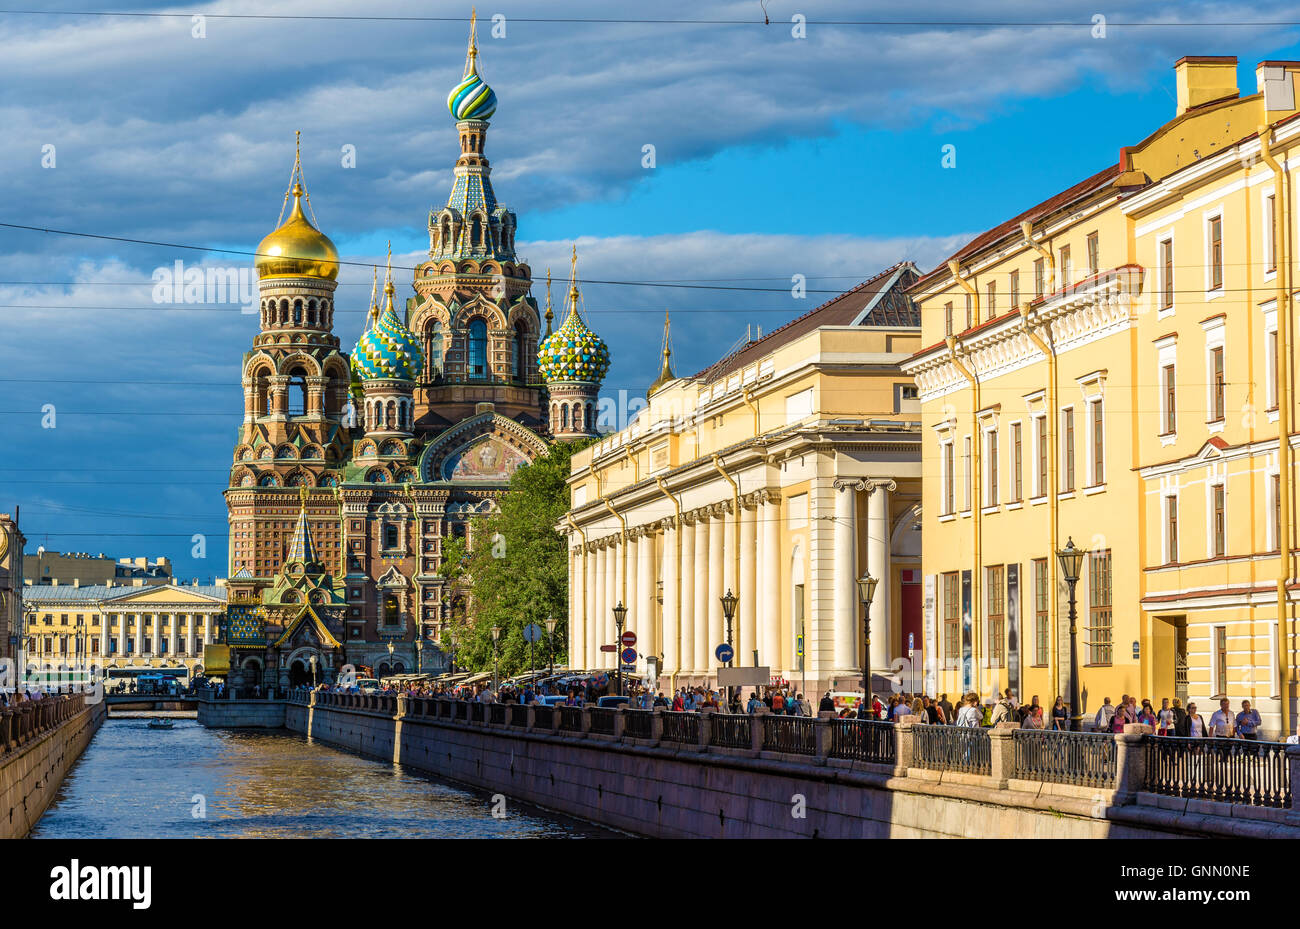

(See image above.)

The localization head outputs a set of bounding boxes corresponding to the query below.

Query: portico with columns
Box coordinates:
[563,262,924,697]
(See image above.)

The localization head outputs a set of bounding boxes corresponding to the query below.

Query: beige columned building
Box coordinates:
[563,263,923,697]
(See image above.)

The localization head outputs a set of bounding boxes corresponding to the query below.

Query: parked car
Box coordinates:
[596,695,630,708]
[355,678,381,693]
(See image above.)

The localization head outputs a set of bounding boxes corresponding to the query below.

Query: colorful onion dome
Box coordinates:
[447,12,497,121]
[256,182,339,281]
[353,259,423,383]
[538,249,610,385]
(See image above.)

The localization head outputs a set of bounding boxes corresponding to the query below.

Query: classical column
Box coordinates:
[570,546,583,671]
[832,481,859,672]
[604,539,617,669]
[169,614,179,658]
[679,515,696,675]
[636,527,654,669]
[739,500,757,667]
[662,518,679,674]
[152,614,162,658]
[99,616,109,661]
[867,480,896,674]
[593,543,606,669]
[585,544,598,670]
[761,493,782,675]
[709,506,726,676]
[187,615,196,657]
[693,514,710,673]
[625,533,638,640]
[119,615,128,658]
[134,614,144,658]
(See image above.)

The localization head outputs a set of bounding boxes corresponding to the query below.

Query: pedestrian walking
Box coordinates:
[1208,698,1235,738]
[1235,700,1261,741]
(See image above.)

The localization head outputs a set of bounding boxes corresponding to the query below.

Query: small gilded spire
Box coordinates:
[567,245,581,317]
[367,266,379,326]
[384,241,395,303]
[648,311,676,396]
[465,7,479,76]
[544,268,554,336]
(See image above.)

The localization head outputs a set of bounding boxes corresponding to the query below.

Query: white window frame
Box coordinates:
[1156,230,1176,319]
[1059,404,1076,495]
[1205,469,1227,560]
[1262,301,1279,418]
[1032,413,1049,500]
[1162,492,1179,565]
[1156,336,1178,444]
[1202,315,1226,432]
[983,424,999,509]
[1211,624,1228,698]
[1008,418,1024,506]
[962,434,972,514]
[1268,465,1281,551]
[939,439,955,518]
[1203,207,1225,299]
[1262,186,1278,283]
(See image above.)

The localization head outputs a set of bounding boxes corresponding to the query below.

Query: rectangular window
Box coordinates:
[1061,408,1075,492]
[1268,330,1279,409]
[1166,496,1179,564]
[944,301,953,337]
[1087,550,1112,665]
[1267,194,1277,273]
[1059,244,1072,287]
[942,442,955,515]
[1033,558,1049,667]
[1212,484,1226,557]
[986,429,999,507]
[986,280,997,321]
[1274,473,1283,551]
[1090,398,1104,485]
[1034,258,1045,297]
[964,294,972,331]
[1086,231,1099,277]
[1011,422,1023,502]
[1160,237,1174,310]
[943,572,960,668]
[963,435,972,512]
[1162,363,1177,434]
[1214,626,1228,697]
[987,565,1005,667]
[1009,269,1020,308]
[1210,345,1225,422]
[1036,415,1048,497]
[1208,215,1223,291]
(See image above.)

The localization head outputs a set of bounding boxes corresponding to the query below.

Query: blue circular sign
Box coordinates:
[621,647,638,664]
[715,643,734,663]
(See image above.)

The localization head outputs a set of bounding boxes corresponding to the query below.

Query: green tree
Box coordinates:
[443,439,589,677]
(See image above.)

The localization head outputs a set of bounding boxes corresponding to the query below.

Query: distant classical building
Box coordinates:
[23,548,173,588]
[21,583,226,678]
[562,263,923,697]
[0,512,25,662]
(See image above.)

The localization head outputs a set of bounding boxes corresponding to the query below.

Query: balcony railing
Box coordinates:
[1145,736,1291,808]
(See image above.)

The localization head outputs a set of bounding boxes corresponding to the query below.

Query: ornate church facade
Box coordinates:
[222,17,608,689]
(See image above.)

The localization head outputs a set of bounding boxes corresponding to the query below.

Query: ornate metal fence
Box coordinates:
[532,705,554,729]
[623,709,654,739]
[1013,730,1118,788]
[558,706,584,733]
[588,707,616,735]
[709,713,752,749]
[763,715,817,755]
[660,711,699,744]
[489,703,507,725]
[509,704,529,727]
[912,724,991,775]
[829,719,896,764]
[1145,736,1291,808]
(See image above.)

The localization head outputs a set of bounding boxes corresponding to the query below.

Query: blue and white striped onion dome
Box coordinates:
[353,304,423,382]
[537,310,610,385]
[447,69,497,121]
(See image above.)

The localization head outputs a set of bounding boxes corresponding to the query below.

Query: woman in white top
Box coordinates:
[1184,702,1207,738]
[956,694,983,727]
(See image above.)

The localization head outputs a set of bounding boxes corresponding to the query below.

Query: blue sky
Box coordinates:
[1,0,1298,581]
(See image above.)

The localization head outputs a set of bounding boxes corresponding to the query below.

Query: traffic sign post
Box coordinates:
[715,643,734,665]
[621,631,637,648]
[621,647,637,665]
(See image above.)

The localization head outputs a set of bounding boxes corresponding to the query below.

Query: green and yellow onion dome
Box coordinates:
[538,310,610,385]
[448,68,497,121]
[255,184,339,281]
[353,302,424,383]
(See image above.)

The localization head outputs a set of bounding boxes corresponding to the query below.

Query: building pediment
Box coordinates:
[106,585,226,606]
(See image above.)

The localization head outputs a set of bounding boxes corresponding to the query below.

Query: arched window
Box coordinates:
[286,366,308,416]
[293,300,303,326]
[513,321,528,377]
[471,217,482,248]
[573,402,583,432]
[468,318,488,379]
[426,321,444,379]
[561,404,569,431]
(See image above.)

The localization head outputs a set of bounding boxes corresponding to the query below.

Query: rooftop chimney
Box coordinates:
[1174,56,1238,116]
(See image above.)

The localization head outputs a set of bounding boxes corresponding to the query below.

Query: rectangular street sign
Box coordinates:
[599,644,617,652]
[717,666,772,687]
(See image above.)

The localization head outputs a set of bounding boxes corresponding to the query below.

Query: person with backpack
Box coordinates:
[1094,697,1115,733]
[990,689,1017,726]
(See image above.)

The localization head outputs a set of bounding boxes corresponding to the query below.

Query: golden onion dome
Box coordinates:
[255,182,339,281]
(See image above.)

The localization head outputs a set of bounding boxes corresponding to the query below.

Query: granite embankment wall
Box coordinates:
[0,696,107,839]
[255,695,1300,839]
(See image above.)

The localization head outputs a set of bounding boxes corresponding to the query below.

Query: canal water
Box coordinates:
[32,715,614,839]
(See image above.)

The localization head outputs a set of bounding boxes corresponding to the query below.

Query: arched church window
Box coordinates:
[287,367,308,416]
[293,300,303,326]
[513,321,528,377]
[561,404,569,431]
[573,402,583,432]
[468,318,488,379]
[384,593,400,622]
[471,217,482,248]
[426,321,444,378]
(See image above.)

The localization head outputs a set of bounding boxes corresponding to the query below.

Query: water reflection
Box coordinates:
[33,717,613,839]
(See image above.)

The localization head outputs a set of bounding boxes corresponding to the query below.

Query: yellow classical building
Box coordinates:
[564,263,923,697]
[903,56,1300,737]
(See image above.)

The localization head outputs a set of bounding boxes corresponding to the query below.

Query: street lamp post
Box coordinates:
[857,574,878,720]
[545,615,558,681]
[720,590,738,705]
[1056,537,1086,732]
[490,624,502,693]
[386,641,394,680]
[612,602,627,698]
[309,654,317,688]
[415,636,423,676]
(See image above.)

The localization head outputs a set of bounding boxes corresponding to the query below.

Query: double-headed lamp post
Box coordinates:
[545,615,558,680]
[1056,537,1086,732]
[612,602,628,698]
[490,624,502,693]
[720,590,738,703]
[857,574,878,719]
